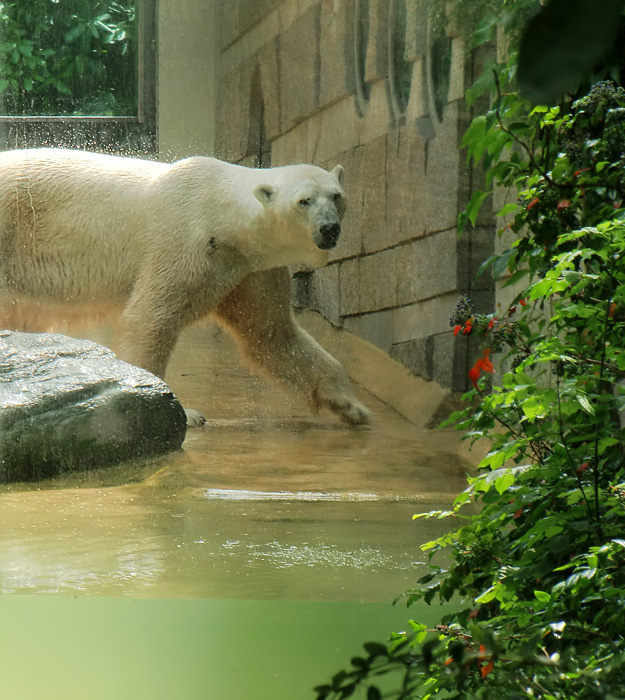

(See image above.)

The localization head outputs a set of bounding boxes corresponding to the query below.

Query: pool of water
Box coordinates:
[0,320,470,698]
[0,597,457,700]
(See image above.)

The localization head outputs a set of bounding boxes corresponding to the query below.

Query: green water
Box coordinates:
[0,597,453,699]
[0,322,469,698]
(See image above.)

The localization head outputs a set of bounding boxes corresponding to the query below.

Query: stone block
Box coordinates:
[392,294,459,344]
[390,327,484,391]
[359,248,398,312]
[270,121,309,165]
[396,230,459,307]
[320,0,354,108]
[223,31,251,75]
[234,0,281,41]
[157,0,218,159]
[329,137,386,261]
[447,37,466,103]
[456,225,496,293]
[300,0,320,13]
[430,332,465,390]
[339,257,361,316]
[403,0,426,61]
[468,289,496,317]
[365,0,389,84]
[389,337,430,380]
[309,262,341,324]
[343,308,394,352]
[310,96,360,164]
[279,5,320,130]
[358,79,392,145]
[384,124,427,248]
[423,100,466,233]
[247,2,281,51]
[277,0,298,33]
[291,270,312,308]
[219,0,241,50]
[257,39,281,142]
[355,136,388,253]
[215,61,254,162]
[405,58,429,127]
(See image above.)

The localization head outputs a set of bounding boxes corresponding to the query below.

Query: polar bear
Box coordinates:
[0,148,369,427]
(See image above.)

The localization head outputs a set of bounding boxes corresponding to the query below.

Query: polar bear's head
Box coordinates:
[253,163,347,269]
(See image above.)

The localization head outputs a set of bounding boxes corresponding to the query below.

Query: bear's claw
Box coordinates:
[185,408,207,428]
[328,396,371,426]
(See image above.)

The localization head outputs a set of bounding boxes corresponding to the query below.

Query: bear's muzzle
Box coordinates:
[317,222,341,250]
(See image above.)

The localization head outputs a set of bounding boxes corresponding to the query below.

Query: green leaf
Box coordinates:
[491,249,516,280]
[496,202,520,218]
[495,472,515,495]
[507,121,532,134]
[466,190,491,227]
[466,68,498,108]
[578,394,595,415]
[476,585,499,604]
[408,621,428,644]
[534,590,551,602]
[55,80,72,95]
[457,210,469,237]
[502,268,529,288]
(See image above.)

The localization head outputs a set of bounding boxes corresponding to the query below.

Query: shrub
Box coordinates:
[315,3,625,698]
[0,0,136,115]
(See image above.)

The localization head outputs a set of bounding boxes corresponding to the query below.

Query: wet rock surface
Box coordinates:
[0,330,187,482]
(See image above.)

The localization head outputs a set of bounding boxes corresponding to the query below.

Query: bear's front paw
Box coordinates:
[185,408,207,428]
[326,395,371,426]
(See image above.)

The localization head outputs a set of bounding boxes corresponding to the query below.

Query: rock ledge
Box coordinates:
[0,330,187,483]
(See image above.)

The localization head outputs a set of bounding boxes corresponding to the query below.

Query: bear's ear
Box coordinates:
[254,183,275,205]
[331,164,345,187]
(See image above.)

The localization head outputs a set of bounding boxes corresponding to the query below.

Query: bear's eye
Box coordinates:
[298,197,311,207]
[332,193,342,205]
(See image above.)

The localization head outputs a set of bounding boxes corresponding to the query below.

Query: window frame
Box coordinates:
[0,0,158,156]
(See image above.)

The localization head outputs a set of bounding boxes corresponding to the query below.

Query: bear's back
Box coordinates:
[0,149,168,300]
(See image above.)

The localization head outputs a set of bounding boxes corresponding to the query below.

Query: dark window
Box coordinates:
[389,0,412,118]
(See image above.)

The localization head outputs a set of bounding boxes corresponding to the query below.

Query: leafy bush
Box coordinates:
[0,0,136,115]
[315,3,625,699]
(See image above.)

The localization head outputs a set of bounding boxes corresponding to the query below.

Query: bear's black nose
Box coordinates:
[318,222,341,249]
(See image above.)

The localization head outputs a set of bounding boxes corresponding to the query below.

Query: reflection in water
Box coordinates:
[0,320,470,601]
[205,488,380,501]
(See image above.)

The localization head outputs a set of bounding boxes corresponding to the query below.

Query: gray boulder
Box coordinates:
[0,330,187,483]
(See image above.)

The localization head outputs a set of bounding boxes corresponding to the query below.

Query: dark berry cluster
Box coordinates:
[449,295,475,328]
[575,80,625,116]
[568,81,625,172]
[450,295,524,356]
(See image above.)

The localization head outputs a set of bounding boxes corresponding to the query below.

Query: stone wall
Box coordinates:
[190,0,496,391]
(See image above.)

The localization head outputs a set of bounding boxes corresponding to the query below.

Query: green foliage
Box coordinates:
[315,2,625,699]
[0,0,136,115]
